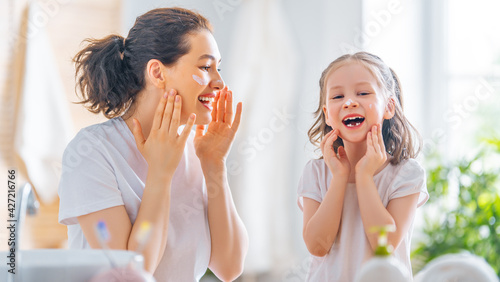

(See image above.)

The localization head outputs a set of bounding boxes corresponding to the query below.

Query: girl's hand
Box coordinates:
[320,129,350,179]
[355,124,387,176]
[194,86,242,167]
[132,89,196,177]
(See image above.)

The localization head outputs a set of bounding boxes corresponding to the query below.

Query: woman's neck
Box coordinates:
[123,87,162,140]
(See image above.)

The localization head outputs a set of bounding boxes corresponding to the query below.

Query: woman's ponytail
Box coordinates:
[73,35,141,118]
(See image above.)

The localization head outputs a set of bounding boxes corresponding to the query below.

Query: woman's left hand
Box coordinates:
[194,86,242,167]
[355,124,387,176]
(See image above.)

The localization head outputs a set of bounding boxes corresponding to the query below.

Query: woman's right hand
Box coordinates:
[320,129,350,179]
[131,89,196,177]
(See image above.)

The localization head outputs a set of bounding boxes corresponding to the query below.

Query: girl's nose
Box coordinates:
[343,99,359,109]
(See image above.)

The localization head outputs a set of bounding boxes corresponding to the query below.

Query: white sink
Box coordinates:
[0,249,146,282]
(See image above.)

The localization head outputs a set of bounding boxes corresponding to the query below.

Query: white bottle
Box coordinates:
[354,225,411,282]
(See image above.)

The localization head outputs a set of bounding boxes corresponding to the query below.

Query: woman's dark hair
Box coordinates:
[73,8,212,118]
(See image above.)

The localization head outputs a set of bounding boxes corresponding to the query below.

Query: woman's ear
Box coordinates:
[323,106,331,126]
[383,97,396,119]
[146,59,167,89]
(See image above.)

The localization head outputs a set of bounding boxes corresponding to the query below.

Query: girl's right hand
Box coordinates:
[132,89,196,177]
[320,129,350,179]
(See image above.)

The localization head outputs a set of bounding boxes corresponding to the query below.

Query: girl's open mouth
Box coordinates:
[342,115,365,128]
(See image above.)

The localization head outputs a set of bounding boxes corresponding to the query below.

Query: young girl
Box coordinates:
[58,8,248,281]
[298,52,429,281]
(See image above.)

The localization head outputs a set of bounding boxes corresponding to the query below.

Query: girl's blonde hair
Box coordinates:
[308,52,421,165]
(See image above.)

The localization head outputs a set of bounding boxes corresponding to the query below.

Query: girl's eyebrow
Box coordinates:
[198,54,222,63]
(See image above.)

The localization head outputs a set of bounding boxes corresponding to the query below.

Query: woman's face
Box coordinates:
[164,29,224,125]
[323,62,393,144]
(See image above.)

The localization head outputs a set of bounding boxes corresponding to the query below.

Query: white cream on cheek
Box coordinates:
[192,74,208,86]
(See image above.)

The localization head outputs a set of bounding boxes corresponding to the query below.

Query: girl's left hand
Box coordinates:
[194,86,242,167]
[355,124,387,176]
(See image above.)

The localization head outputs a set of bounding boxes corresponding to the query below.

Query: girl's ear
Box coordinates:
[146,59,167,89]
[383,97,396,120]
[323,106,331,126]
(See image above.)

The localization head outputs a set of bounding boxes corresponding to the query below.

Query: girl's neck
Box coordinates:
[343,140,367,183]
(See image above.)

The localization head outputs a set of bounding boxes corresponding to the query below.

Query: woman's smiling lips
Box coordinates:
[342,113,365,129]
[198,93,216,110]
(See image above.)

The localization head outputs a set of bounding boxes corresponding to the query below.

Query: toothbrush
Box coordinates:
[95,220,118,269]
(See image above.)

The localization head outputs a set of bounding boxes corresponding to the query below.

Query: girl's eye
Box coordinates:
[201,66,210,71]
[332,95,343,99]
[217,68,222,72]
[359,92,370,96]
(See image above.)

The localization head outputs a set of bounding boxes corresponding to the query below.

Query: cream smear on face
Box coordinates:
[192,74,208,86]
[344,99,353,106]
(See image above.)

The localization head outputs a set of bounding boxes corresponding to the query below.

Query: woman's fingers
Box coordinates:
[180,113,196,143]
[162,89,176,132]
[231,102,242,133]
[211,92,219,122]
[225,90,234,124]
[217,87,227,122]
[169,95,182,136]
[151,91,169,130]
[195,125,205,139]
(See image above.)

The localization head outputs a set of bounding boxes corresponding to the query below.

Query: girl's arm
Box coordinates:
[78,91,195,273]
[355,176,419,250]
[194,88,248,282]
[302,129,350,257]
[355,125,419,251]
[302,177,348,257]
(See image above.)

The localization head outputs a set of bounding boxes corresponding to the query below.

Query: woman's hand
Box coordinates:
[194,86,242,167]
[132,89,196,177]
[320,128,350,179]
[355,124,387,176]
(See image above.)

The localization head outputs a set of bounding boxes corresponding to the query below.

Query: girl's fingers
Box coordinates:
[225,90,234,124]
[151,91,169,130]
[371,126,380,153]
[217,87,227,122]
[231,102,243,133]
[132,118,146,152]
[169,95,182,136]
[377,124,385,150]
[320,130,334,151]
[180,113,196,143]
[162,89,176,132]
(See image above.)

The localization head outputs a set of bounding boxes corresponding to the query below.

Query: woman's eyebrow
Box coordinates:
[198,54,222,63]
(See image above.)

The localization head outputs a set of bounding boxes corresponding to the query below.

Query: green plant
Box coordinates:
[411,138,500,276]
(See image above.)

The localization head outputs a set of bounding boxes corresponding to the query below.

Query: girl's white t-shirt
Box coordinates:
[297,158,429,282]
[58,117,211,282]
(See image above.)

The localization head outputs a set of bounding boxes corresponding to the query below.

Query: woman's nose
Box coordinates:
[210,73,225,90]
[343,99,359,109]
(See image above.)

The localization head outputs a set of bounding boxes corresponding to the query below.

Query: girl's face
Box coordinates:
[163,29,224,125]
[323,62,394,144]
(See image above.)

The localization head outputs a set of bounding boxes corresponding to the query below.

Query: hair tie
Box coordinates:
[114,37,125,60]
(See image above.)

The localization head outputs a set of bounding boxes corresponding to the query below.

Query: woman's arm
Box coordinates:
[194,87,248,281]
[302,177,348,257]
[202,163,248,282]
[78,91,195,273]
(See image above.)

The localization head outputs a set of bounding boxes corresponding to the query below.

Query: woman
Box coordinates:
[58,7,248,281]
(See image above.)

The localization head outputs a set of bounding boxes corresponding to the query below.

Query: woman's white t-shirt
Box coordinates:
[297,158,429,282]
[58,117,211,282]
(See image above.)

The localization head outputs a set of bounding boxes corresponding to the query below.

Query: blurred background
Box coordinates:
[1,0,499,280]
